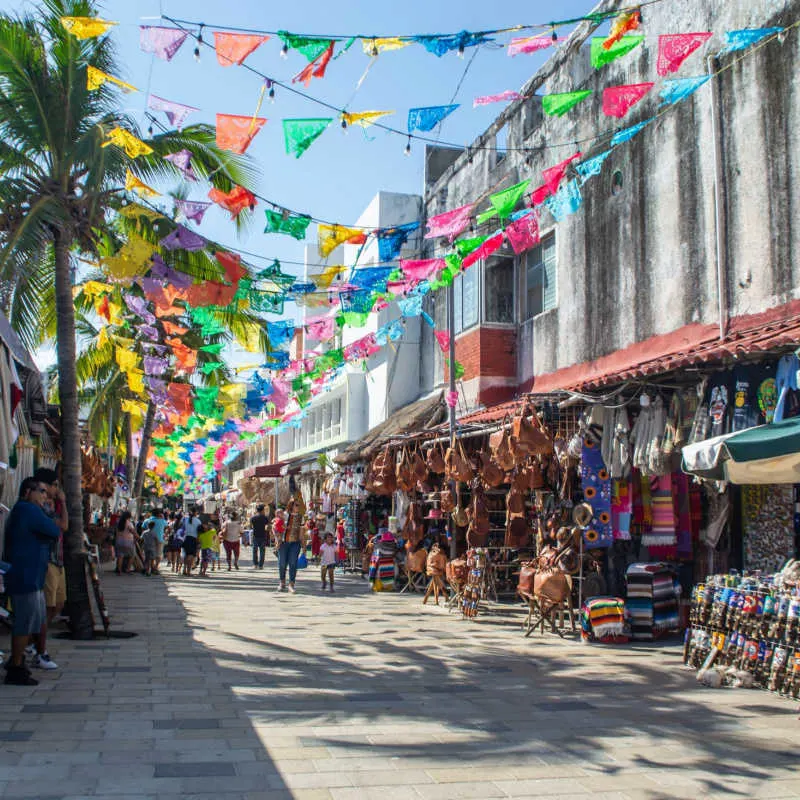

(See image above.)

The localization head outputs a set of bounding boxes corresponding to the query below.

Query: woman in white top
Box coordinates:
[221,511,242,570]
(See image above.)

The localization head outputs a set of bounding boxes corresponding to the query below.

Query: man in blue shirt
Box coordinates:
[143,508,167,575]
[2,478,61,686]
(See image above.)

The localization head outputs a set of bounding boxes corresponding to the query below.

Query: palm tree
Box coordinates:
[0,0,257,636]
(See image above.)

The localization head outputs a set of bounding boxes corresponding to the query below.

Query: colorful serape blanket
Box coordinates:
[581,597,628,642]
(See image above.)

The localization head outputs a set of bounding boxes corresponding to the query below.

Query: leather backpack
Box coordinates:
[426,444,446,474]
[411,449,428,482]
[505,513,529,548]
[481,457,505,489]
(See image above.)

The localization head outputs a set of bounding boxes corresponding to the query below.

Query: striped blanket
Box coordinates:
[581,597,627,642]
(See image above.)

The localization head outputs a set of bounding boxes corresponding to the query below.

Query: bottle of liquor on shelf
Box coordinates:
[768,594,789,641]
[760,592,775,639]
[768,646,788,692]
[741,594,757,637]
[784,598,800,647]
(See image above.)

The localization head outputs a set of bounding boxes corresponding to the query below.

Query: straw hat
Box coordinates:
[572,502,594,528]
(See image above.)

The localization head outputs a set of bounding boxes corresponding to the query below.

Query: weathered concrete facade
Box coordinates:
[420,0,799,408]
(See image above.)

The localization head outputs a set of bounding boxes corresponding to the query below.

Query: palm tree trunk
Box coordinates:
[132,400,156,508]
[53,228,93,639]
[123,412,133,495]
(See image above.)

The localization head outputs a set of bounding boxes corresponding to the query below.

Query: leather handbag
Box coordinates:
[412,449,428,482]
[446,558,468,585]
[518,562,536,598]
[481,457,505,488]
[491,418,517,472]
[505,513,529,548]
[440,488,456,513]
[396,448,415,492]
[426,444,446,474]
[525,460,545,490]
[426,545,448,576]
[446,439,473,483]
[406,547,427,573]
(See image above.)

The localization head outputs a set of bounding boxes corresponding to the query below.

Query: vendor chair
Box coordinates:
[522,592,576,638]
[401,547,428,594]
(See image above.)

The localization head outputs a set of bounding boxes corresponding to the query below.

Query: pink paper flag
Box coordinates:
[657,33,712,76]
[164,149,197,181]
[446,390,459,408]
[424,204,473,242]
[174,199,211,224]
[462,231,503,269]
[473,90,523,107]
[504,212,540,254]
[542,152,582,195]
[530,185,551,206]
[305,315,337,342]
[434,330,450,352]
[387,279,414,296]
[140,26,189,61]
[148,95,199,131]
[399,258,445,282]
[602,83,653,118]
[507,35,563,56]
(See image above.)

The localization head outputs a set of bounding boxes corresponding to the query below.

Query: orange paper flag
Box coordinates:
[162,320,188,336]
[213,31,270,66]
[208,185,256,218]
[215,251,247,284]
[215,113,267,155]
[293,42,335,86]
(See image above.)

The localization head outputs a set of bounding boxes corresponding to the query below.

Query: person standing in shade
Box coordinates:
[143,508,167,575]
[221,511,242,571]
[275,496,307,593]
[114,511,136,574]
[320,533,337,593]
[250,504,269,569]
[180,509,203,576]
[2,478,61,686]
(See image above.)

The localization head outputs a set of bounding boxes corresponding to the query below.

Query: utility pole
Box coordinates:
[447,281,457,560]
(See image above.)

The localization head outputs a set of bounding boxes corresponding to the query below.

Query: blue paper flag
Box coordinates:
[720,27,783,54]
[349,267,396,292]
[339,289,375,314]
[266,321,295,347]
[610,118,653,147]
[375,318,404,345]
[263,351,291,369]
[575,150,613,185]
[413,31,493,57]
[544,180,582,222]
[408,104,459,133]
[659,76,710,106]
[377,221,420,262]
[398,293,424,318]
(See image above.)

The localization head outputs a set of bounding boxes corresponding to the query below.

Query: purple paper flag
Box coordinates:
[141,277,164,296]
[174,198,211,224]
[148,255,191,290]
[145,377,168,404]
[147,94,199,131]
[140,324,159,341]
[143,343,169,355]
[144,356,169,376]
[163,149,197,182]
[140,27,189,61]
[159,224,206,252]
[123,293,156,325]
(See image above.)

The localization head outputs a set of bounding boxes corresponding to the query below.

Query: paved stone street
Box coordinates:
[1,555,798,800]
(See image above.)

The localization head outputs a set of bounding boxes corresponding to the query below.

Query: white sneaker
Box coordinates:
[24,644,36,657]
[32,653,58,670]
[276,583,286,592]
[288,584,296,594]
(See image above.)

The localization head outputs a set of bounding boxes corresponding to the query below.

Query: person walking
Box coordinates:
[197,520,217,578]
[143,509,167,574]
[2,478,61,685]
[274,496,307,593]
[221,511,242,571]
[250,504,269,569]
[319,532,337,593]
[114,511,136,574]
[180,509,203,576]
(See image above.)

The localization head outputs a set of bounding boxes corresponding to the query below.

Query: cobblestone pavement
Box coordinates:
[1,554,798,800]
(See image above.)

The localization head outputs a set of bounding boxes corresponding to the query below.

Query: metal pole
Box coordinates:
[708,54,728,341]
[447,281,457,560]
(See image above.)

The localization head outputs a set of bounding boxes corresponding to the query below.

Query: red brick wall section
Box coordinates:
[447,326,517,390]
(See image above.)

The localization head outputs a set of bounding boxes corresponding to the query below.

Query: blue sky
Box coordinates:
[6,0,599,365]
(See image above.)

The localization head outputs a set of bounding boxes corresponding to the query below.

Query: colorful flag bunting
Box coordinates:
[140,26,189,60]
[720,28,783,54]
[213,31,270,66]
[408,104,459,132]
[544,179,582,221]
[163,149,197,181]
[602,11,641,50]
[490,179,531,219]
[350,267,395,292]
[590,35,643,68]
[462,231,503,268]
[399,258,444,282]
[159,225,206,252]
[60,16,116,39]
[454,235,487,258]
[657,33,712,76]
[208,185,256,218]
[473,90,523,107]
[504,212,540,254]
[361,37,410,55]
[293,42,334,85]
[376,221,419,262]
[318,223,364,258]
[278,31,334,62]
[174,199,211,223]
[148,95,199,131]
[127,370,145,395]
[508,35,560,56]
[305,315,337,342]
[216,113,267,154]
[424,203,473,242]
[575,150,613,184]
[256,260,295,288]
[86,66,136,93]
[542,90,592,117]
[308,265,344,289]
[610,118,652,146]
[283,118,332,158]
[216,251,247,284]
[413,31,493,57]
[658,76,711,106]
[434,330,450,352]
[542,152,581,195]
[341,110,394,128]
[102,127,153,158]
[263,209,312,240]
[602,83,654,118]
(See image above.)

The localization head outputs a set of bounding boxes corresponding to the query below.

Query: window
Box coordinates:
[454,267,478,334]
[525,233,556,319]
[485,256,515,324]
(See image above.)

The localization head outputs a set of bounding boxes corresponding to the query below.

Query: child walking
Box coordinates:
[197,522,216,578]
[320,532,337,593]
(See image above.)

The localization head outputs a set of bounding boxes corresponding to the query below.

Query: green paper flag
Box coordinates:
[249,291,285,315]
[283,118,332,158]
[255,259,295,288]
[454,235,487,258]
[278,31,334,62]
[542,90,593,117]
[264,209,312,240]
[200,343,224,355]
[591,35,644,68]
[199,362,224,374]
[446,358,465,379]
[476,208,498,225]
[490,179,531,219]
[342,311,370,328]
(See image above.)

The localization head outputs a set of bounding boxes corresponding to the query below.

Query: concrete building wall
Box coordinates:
[421,0,799,396]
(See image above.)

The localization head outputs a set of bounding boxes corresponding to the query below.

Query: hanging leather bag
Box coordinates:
[481,457,505,489]
[491,418,517,472]
[505,513,529,548]
[412,448,428,482]
[426,444,446,474]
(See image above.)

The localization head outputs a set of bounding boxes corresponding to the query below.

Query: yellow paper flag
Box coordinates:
[60,16,117,39]
[361,37,410,55]
[115,347,140,374]
[87,66,137,93]
[103,127,153,159]
[127,370,145,395]
[97,326,109,349]
[121,399,146,417]
[118,201,162,220]
[317,223,364,259]
[236,321,265,353]
[309,264,345,289]
[341,110,394,129]
[125,170,159,198]
[80,280,113,298]
[102,235,154,280]
[107,301,124,326]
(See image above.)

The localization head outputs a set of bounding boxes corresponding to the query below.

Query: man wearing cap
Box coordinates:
[250,504,269,570]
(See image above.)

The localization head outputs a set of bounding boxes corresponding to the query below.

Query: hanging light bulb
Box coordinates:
[281,43,289,59]
[371,40,379,57]
[341,116,348,130]
[457,43,465,58]
[404,136,412,156]
[194,26,204,62]
[551,26,558,43]
[268,85,276,101]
